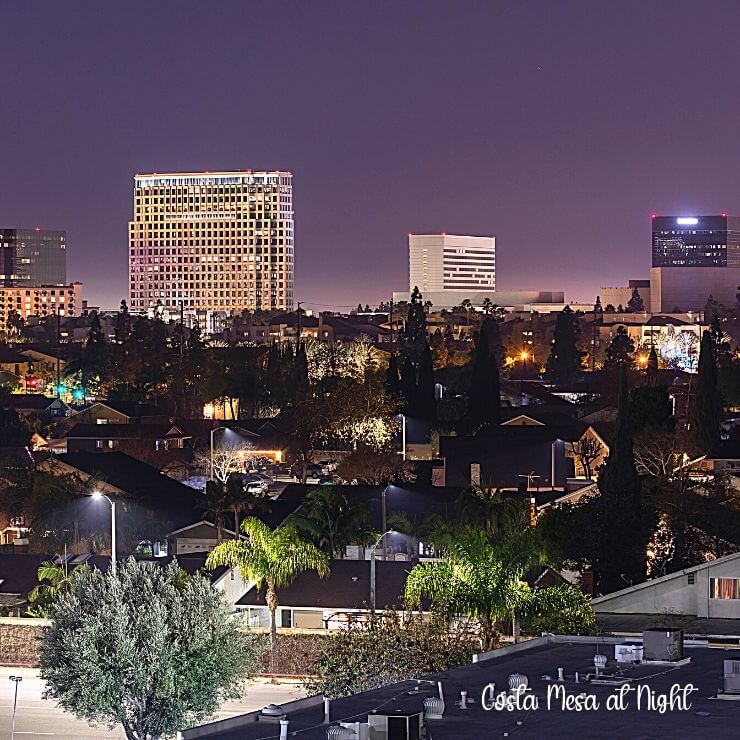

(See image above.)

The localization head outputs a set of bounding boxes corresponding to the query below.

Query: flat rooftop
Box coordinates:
[184,637,740,739]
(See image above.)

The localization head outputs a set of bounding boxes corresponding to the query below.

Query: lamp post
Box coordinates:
[91,492,116,577]
[370,529,399,613]
[9,675,22,740]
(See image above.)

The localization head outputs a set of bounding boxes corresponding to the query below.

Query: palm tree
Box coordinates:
[27,561,74,617]
[223,476,270,538]
[286,486,375,558]
[206,518,329,676]
[200,482,231,544]
[404,526,542,650]
[456,483,530,536]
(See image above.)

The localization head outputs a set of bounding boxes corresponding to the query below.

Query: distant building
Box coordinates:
[650,214,740,311]
[392,289,565,311]
[128,171,294,314]
[0,228,66,287]
[0,282,83,322]
[600,279,651,312]
[408,234,495,294]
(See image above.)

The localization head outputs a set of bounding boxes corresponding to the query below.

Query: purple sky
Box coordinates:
[3,1,740,310]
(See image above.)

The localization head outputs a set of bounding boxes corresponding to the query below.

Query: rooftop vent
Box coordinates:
[257,704,285,723]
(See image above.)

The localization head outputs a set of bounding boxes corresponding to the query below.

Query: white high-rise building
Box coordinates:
[129,170,294,313]
[408,234,495,294]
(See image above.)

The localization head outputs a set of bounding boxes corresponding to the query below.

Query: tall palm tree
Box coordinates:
[286,486,375,558]
[404,526,542,650]
[200,482,231,544]
[206,518,329,676]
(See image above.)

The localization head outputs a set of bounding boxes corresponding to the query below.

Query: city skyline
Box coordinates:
[4,3,740,309]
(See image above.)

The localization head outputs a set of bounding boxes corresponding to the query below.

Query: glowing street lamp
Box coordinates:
[90,491,116,577]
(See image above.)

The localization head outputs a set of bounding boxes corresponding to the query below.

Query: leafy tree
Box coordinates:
[594,366,648,593]
[334,448,415,486]
[545,306,584,385]
[207,518,329,676]
[604,303,616,313]
[286,486,375,558]
[0,408,31,446]
[305,612,477,698]
[518,584,596,636]
[415,343,436,422]
[405,526,542,650]
[39,559,264,740]
[604,326,635,368]
[467,318,501,429]
[626,288,645,312]
[689,330,722,454]
[629,384,672,433]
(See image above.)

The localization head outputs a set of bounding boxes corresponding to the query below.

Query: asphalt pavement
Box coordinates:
[0,667,304,738]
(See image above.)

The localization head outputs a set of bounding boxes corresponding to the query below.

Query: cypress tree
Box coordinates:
[595,365,646,593]
[690,330,722,454]
[295,341,309,393]
[545,306,584,385]
[401,286,427,361]
[467,318,501,430]
[385,353,401,397]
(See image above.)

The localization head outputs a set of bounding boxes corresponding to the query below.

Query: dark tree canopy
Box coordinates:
[690,330,723,454]
[545,306,584,385]
[39,559,264,740]
[594,367,648,593]
[467,317,501,430]
[604,326,635,368]
[626,288,645,313]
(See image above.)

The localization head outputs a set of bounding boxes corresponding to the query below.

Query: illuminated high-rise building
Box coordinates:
[650,214,740,312]
[408,234,495,294]
[0,228,66,287]
[128,170,294,313]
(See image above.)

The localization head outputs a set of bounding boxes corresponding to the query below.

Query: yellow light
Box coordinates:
[203,403,215,419]
[638,354,649,366]
[519,351,530,361]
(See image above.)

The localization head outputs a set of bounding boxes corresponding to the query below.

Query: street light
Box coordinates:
[370,529,407,613]
[90,491,116,577]
[9,675,22,740]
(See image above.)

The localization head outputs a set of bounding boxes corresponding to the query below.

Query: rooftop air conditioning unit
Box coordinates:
[724,660,740,694]
[367,710,423,740]
[614,644,643,663]
[642,629,683,662]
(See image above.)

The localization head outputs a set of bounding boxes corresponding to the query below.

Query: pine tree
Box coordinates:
[595,366,646,593]
[401,286,427,360]
[626,288,645,313]
[594,295,603,314]
[690,330,722,454]
[545,306,584,385]
[467,318,501,430]
[604,326,635,368]
[114,300,131,344]
[710,314,733,368]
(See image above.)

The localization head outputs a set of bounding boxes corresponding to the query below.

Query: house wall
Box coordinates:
[73,405,131,424]
[592,556,740,619]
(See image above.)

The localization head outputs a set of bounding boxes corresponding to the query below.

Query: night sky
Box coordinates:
[3,1,740,310]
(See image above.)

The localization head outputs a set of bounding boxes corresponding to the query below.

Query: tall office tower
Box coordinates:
[129,171,294,313]
[0,228,66,287]
[650,214,740,312]
[408,234,495,294]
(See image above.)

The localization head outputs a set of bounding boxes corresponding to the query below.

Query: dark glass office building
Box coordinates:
[651,214,740,268]
[0,228,66,287]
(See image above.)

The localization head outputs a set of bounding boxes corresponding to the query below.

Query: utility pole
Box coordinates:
[296,300,302,347]
[56,304,61,398]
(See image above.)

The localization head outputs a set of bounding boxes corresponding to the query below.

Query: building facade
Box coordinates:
[650,215,740,311]
[0,229,66,287]
[0,282,83,324]
[408,234,495,294]
[129,171,294,313]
